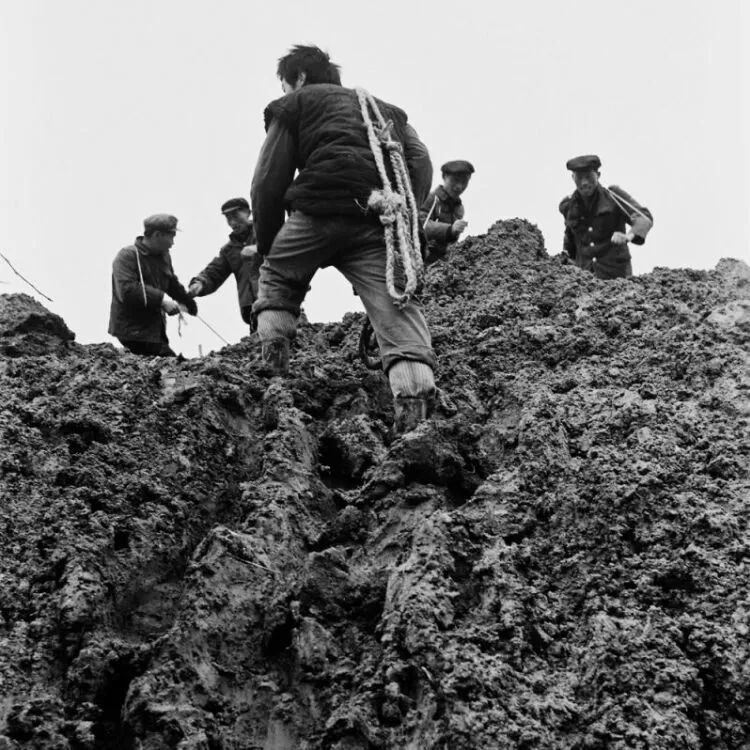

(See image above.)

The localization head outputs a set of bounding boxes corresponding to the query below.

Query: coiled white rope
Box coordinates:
[356,87,423,308]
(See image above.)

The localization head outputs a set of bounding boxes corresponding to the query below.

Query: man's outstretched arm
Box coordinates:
[251,120,297,255]
[403,124,433,207]
[608,185,654,245]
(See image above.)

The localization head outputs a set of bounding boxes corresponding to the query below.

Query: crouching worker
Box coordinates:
[559,155,653,279]
[108,214,197,356]
[420,160,474,265]
[252,44,436,432]
[188,197,261,332]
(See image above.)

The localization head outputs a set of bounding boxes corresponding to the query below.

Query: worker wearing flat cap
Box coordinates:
[559,155,654,279]
[419,160,475,265]
[108,214,198,356]
[188,197,261,333]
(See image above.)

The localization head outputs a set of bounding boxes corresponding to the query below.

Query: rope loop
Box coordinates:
[355,87,423,309]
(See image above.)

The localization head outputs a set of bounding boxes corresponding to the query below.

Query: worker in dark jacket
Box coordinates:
[559,155,653,279]
[252,44,435,431]
[419,160,474,264]
[188,197,261,332]
[108,214,197,356]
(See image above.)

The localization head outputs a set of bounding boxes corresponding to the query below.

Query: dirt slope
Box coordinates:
[0,220,748,749]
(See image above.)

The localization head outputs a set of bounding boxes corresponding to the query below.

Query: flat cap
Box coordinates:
[566,154,601,172]
[441,160,475,175]
[221,197,250,215]
[143,214,179,233]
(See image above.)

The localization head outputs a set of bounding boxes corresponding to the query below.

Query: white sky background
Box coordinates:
[1,0,748,356]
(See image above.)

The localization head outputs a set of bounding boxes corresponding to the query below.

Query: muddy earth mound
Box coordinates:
[0,221,749,749]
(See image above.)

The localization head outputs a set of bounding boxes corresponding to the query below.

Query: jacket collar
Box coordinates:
[135,237,168,257]
[228,223,254,245]
[436,185,462,206]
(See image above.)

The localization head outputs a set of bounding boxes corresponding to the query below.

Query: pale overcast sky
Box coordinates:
[1,0,748,356]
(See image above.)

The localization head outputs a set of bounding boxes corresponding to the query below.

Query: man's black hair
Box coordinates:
[277,45,341,87]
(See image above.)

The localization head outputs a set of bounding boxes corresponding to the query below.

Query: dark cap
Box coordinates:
[221,197,251,215]
[566,155,601,172]
[143,214,179,233]
[441,160,475,175]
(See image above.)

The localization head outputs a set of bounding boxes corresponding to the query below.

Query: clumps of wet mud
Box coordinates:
[0,294,75,357]
[0,221,748,749]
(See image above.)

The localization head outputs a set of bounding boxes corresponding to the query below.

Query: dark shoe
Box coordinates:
[393,396,430,434]
[261,337,290,376]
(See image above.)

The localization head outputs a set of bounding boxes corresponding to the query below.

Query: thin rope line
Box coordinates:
[422,196,439,229]
[602,186,650,222]
[196,314,231,345]
[0,253,54,302]
[133,248,148,307]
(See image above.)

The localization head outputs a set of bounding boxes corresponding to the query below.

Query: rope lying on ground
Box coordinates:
[0,253,54,302]
[356,88,423,309]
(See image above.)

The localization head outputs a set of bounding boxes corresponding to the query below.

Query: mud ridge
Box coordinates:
[0,221,749,749]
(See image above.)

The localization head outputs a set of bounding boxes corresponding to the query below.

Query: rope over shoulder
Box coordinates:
[355,87,423,309]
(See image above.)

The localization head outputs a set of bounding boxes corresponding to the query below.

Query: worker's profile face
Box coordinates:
[442,172,471,199]
[225,209,252,233]
[153,230,176,252]
[573,170,600,198]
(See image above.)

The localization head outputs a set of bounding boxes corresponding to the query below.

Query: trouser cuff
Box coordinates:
[257,309,297,342]
[388,360,435,397]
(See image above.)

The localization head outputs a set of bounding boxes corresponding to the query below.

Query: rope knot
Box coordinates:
[375,120,403,154]
[374,119,394,143]
[367,189,404,219]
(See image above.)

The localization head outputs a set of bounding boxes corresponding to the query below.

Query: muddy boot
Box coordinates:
[393,395,430,434]
[261,337,290,376]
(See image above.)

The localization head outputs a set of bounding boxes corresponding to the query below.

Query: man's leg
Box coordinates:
[241,305,257,334]
[593,259,630,280]
[336,224,436,431]
[253,212,336,375]
[245,259,262,334]
[119,339,176,357]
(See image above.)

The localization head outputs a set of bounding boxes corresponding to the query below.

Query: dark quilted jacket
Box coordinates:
[263,84,410,216]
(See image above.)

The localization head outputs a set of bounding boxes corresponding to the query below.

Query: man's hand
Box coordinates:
[181,297,198,316]
[188,281,203,297]
[611,231,633,246]
[241,244,258,259]
[161,298,180,316]
[451,220,468,238]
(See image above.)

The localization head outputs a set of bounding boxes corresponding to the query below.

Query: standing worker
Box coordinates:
[188,197,261,333]
[108,214,197,356]
[251,44,436,432]
[420,160,474,265]
[559,155,653,279]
